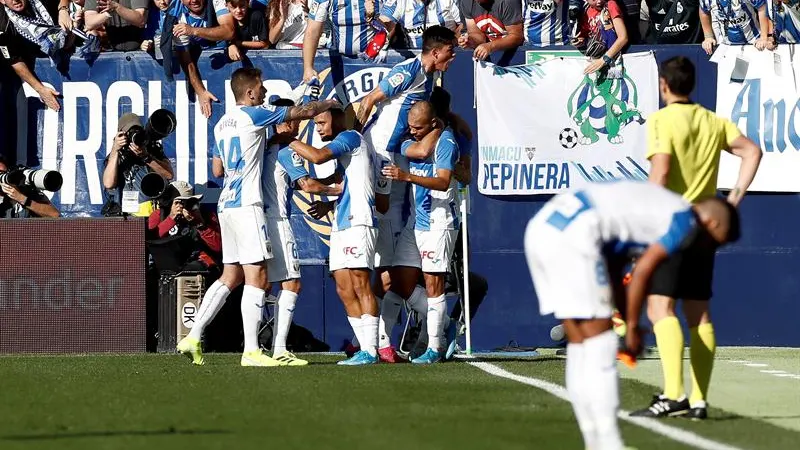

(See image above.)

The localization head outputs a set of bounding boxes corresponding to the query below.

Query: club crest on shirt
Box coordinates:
[291,151,304,167]
[387,73,406,88]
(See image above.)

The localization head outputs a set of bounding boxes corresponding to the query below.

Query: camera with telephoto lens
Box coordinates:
[0,166,64,192]
[120,109,177,162]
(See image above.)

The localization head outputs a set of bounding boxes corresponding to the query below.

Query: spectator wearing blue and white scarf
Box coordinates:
[766,0,800,44]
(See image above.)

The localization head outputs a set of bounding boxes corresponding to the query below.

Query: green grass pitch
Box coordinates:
[0,349,797,450]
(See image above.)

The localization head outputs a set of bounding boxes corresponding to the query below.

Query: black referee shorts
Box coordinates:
[649,245,716,300]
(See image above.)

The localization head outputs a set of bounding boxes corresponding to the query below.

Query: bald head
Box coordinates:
[408,101,438,142]
[693,197,741,245]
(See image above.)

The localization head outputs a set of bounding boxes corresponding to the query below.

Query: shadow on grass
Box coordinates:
[2,428,230,441]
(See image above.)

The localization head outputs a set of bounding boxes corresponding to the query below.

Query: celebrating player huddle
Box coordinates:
[176,25,461,367]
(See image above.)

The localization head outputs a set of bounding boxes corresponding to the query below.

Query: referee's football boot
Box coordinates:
[630,394,690,418]
[683,401,708,421]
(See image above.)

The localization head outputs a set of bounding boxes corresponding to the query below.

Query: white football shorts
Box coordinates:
[329,225,378,271]
[393,226,457,273]
[524,201,612,320]
[266,217,301,283]
[219,204,273,265]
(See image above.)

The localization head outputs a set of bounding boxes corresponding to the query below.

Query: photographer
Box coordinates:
[102,112,174,216]
[0,156,60,218]
[147,180,222,275]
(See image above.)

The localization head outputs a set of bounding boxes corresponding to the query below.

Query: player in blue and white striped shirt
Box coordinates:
[379,0,462,48]
[177,68,339,368]
[523,0,570,46]
[699,0,768,52]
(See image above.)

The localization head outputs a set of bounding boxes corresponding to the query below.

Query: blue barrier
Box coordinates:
[1,47,798,349]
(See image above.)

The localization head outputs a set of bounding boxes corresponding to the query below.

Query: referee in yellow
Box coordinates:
[631,57,762,420]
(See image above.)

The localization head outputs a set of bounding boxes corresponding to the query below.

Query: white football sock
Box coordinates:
[426,295,446,351]
[350,334,360,347]
[406,286,428,316]
[241,285,266,353]
[583,330,624,450]
[361,314,379,357]
[188,280,230,341]
[347,316,363,350]
[273,290,298,355]
[378,293,403,349]
[566,342,597,450]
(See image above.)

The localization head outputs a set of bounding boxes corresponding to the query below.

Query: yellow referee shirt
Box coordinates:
[646,103,742,203]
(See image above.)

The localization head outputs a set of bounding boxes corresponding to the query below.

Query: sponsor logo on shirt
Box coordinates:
[527,0,555,13]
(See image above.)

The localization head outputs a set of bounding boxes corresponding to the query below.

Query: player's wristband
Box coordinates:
[23,197,32,207]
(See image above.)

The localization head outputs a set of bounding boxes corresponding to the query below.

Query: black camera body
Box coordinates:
[0,166,63,192]
[178,197,200,210]
[119,108,177,161]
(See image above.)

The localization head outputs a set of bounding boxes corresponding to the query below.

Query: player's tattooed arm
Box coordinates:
[284,99,340,121]
[403,128,443,160]
[354,89,387,132]
[296,176,343,196]
[289,139,335,164]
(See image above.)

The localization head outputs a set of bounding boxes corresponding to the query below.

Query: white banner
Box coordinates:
[715,45,800,192]
[475,52,659,195]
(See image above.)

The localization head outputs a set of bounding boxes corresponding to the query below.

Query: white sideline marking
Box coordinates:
[469,361,746,450]
[743,363,768,368]
[760,370,787,374]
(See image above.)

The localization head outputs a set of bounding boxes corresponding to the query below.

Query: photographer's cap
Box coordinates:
[118,113,144,132]
[171,181,203,201]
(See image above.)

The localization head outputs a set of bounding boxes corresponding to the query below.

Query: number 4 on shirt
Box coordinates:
[218,137,243,171]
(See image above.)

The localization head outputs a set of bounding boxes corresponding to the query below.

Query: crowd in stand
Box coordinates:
[1,0,799,113]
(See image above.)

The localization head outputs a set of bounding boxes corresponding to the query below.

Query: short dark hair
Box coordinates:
[226,0,248,5]
[231,67,262,102]
[659,56,695,97]
[430,86,451,119]
[422,25,456,54]
[271,98,295,107]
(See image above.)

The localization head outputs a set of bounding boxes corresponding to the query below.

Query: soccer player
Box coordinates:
[353,25,457,362]
[525,181,741,450]
[284,107,388,365]
[262,98,344,366]
[630,56,762,419]
[176,68,339,367]
[382,101,460,364]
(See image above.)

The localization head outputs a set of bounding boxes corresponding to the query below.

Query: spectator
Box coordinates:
[379,0,462,49]
[522,0,570,47]
[84,0,148,51]
[0,0,74,110]
[765,0,799,47]
[69,0,86,30]
[102,112,174,217]
[458,0,524,61]
[147,180,222,275]
[575,0,629,74]
[140,0,172,53]
[303,0,388,82]
[642,0,701,44]
[226,0,268,60]
[0,156,60,218]
[268,0,308,49]
[167,0,235,117]
[617,0,642,44]
[699,0,768,54]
